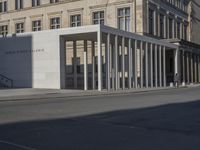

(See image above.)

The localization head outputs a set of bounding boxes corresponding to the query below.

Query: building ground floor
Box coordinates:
[0,25,200,91]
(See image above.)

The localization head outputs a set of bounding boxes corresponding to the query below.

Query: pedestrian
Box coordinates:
[174,73,179,88]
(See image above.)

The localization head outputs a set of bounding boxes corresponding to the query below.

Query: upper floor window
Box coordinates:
[32,0,40,7]
[93,11,104,25]
[32,20,42,31]
[149,8,154,35]
[169,18,173,38]
[177,22,181,39]
[0,25,8,36]
[118,7,130,31]
[15,22,24,33]
[50,0,59,3]
[15,0,23,10]
[0,1,7,13]
[70,14,81,27]
[184,24,187,40]
[50,17,60,29]
[160,14,164,38]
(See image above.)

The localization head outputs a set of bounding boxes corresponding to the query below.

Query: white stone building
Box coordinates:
[0,0,199,91]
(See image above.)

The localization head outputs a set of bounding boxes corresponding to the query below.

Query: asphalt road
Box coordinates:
[0,87,200,150]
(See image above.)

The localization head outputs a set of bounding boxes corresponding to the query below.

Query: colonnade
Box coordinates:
[70,32,176,91]
[181,50,200,85]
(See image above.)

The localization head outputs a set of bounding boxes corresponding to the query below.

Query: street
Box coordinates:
[0,87,200,150]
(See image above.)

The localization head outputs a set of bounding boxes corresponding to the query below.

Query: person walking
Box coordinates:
[174,73,180,88]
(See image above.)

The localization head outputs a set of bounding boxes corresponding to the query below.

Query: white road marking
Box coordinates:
[0,140,36,150]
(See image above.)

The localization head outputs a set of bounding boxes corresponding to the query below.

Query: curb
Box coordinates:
[0,86,188,102]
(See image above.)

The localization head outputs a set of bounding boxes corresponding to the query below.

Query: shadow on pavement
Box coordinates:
[1,100,200,150]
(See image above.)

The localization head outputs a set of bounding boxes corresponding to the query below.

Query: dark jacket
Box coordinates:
[174,74,180,82]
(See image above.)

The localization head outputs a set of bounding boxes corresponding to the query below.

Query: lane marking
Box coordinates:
[0,140,36,150]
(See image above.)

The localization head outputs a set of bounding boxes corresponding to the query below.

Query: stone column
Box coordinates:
[182,50,186,85]
[128,38,132,89]
[174,48,179,75]
[186,52,190,83]
[92,41,96,90]
[145,42,149,88]
[159,45,162,87]
[163,46,166,87]
[140,41,143,88]
[106,34,111,90]
[73,41,77,89]
[154,45,158,88]
[154,10,157,36]
[98,31,102,91]
[84,40,88,91]
[134,40,138,89]
[122,37,125,89]
[150,43,153,88]
[191,53,194,83]
[198,55,200,82]
[115,35,119,90]
[157,10,161,37]
[194,54,197,83]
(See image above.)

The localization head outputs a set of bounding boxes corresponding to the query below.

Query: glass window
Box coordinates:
[32,20,42,31]
[184,24,187,40]
[15,22,24,33]
[32,0,40,7]
[50,17,60,29]
[50,0,59,3]
[0,25,8,36]
[93,11,104,25]
[118,7,130,31]
[149,8,154,35]
[160,14,164,38]
[0,1,7,13]
[169,18,173,38]
[70,15,81,27]
[177,22,181,39]
[15,0,23,10]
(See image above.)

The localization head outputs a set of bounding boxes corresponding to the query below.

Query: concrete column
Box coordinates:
[182,50,186,85]
[174,49,179,75]
[97,31,102,91]
[115,35,119,90]
[153,10,157,36]
[157,12,161,37]
[111,45,115,89]
[92,41,96,90]
[159,45,162,87]
[154,45,158,88]
[145,42,149,88]
[198,55,200,82]
[191,53,194,83]
[163,46,166,87]
[186,52,190,83]
[134,40,138,89]
[106,34,111,90]
[194,54,197,83]
[140,41,143,88]
[73,41,77,89]
[150,43,153,88]
[167,15,170,38]
[122,37,125,89]
[84,40,88,91]
[128,38,132,89]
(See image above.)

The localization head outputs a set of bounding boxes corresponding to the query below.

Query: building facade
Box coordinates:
[0,0,200,90]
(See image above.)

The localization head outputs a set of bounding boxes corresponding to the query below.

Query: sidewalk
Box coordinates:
[0,84,199,102]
